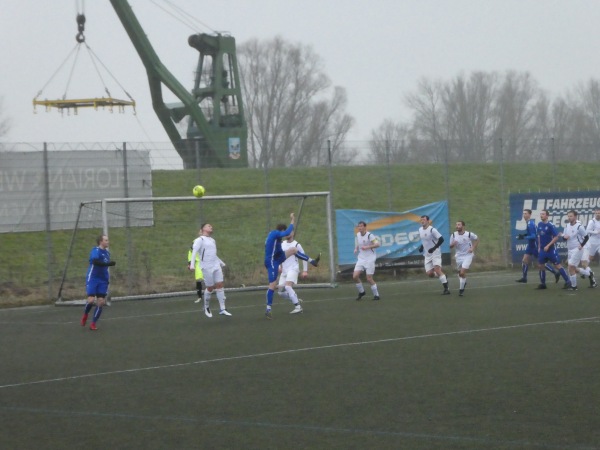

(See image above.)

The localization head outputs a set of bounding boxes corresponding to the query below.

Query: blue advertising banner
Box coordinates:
[335,201,450,271]
[509,191,600,263]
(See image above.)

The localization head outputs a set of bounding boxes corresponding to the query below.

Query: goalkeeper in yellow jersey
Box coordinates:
[188,244,204,304]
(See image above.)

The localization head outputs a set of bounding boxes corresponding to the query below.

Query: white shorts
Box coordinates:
[278,268,299,286]
[567,248,584,267]
[455,254,473,270]
[354,258,376,275]
[424,252,442,272]
[582,241,600,262]
[202,265,224,287]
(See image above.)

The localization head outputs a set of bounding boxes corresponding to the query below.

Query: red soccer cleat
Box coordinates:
[81,314,88,326]
[90,322,97,331]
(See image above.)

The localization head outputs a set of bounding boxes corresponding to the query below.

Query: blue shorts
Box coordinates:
[87,278,109,297]
[265,260,280,283]
[538,249,560,265]
[525,242,538,257]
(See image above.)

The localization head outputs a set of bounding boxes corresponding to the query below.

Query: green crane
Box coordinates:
[110,0,247,168]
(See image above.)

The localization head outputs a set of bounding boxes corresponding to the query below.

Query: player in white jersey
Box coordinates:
[353,221,381,300]
[449,221,479,297]
[418,215,450,295]
[562,210,593,290]
[579,208,600,288]
[190,223,232,318]
[277,232,308,314]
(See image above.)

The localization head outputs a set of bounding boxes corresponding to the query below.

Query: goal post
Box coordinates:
[56,191,335,305]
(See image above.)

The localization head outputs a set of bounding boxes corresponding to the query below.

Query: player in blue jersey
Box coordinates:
[516,209,560,283]
[264,213,320,319]
[536,209,570,289]
[81,234,116,330]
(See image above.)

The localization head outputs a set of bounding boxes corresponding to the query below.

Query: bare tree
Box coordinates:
[442,72,497,162]
[238,36,354,168]
[368,119,411,164]
[492,71,541,162]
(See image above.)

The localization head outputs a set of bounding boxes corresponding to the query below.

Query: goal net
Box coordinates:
[56,192,335,305]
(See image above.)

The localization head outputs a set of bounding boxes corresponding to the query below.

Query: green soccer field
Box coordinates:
[1,271,599,449]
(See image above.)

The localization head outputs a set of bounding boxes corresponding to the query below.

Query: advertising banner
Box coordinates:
[336,201,450,272]
[509,191,600,263]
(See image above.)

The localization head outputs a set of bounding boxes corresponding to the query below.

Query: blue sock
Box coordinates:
[84,303,93,314]
[545,263,557,274]
[266,289,274,307]
[295,251,309,262]
[522,263,528,279]
[559,267,569,283]
[539,271,546,284]
[93,306,102,323]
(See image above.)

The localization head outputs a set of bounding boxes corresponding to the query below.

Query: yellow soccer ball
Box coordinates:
[192,185,206,198]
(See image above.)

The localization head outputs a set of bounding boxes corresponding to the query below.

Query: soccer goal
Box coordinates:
[56,191,335,305]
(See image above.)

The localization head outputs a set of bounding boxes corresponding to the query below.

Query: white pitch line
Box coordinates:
[1,315,598,390]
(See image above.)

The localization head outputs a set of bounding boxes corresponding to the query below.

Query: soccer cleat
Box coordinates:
[290,304,303,314]
[204,307,213,318]
[219,309,232,316]
[441,289,450,295]
[80,313,88,327]
[554,272,561,284]
[310,253,321,267]
[535,284,547,290]
[356,291,366,301]
[194,298,202,304]
[562,283,571,289]
[265,310,272,319]
[590,281,598,289]
[515,278,527,283]
[373,296,380,301]
[569,286,578,291]
[459,289,464,297]
[90,322,97,331]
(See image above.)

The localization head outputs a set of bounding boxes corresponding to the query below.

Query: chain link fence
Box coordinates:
[1,139,599,306]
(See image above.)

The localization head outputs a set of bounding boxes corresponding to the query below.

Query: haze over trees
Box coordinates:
[370,72,600,164]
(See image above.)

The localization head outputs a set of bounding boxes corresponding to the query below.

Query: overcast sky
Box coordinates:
[2,0,599,150]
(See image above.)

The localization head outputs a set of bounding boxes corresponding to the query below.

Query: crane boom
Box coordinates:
[109,0,247,168]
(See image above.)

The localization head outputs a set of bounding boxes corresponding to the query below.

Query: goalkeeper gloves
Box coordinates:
[418,245,424,253]
[517,234,525,240]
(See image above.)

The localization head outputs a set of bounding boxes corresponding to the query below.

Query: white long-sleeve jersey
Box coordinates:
[190,235,222,269]
[281,240,308,273]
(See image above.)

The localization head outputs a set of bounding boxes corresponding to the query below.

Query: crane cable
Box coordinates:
[150,0,221,35]
[34,0,135,112]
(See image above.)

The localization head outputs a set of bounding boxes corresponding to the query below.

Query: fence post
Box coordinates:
[122,142,133,295]
[498,138,508,267]
[43,142,54,300]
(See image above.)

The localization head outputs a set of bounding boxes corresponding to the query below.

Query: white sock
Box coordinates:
[216,288,226,310]
[578,267,590,277]
[285,285,299,304]
[570,274,577,287]
[459,277,466,289]
[356,282,364,293]
[439,275,447,284]
[203,290,212,309]
[278,288,289,299]
[370,284,379,296]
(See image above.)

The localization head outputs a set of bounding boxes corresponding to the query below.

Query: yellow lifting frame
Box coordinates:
[33,97,136,115]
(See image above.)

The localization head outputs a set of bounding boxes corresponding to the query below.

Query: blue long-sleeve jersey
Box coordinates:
[537,221,559,250]
[86,246,111,282]
[524,219,537,244]
[264,223,294,264]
